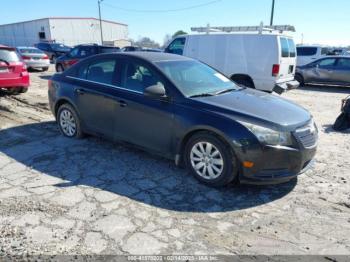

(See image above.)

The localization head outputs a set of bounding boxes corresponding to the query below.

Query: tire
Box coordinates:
[57,104,84,138]
[42,67,49,72]
[19,87,28,93]
[56,64,64,73]
[295,74,305,87]
[184,132,237,187]
[232,78,255,89]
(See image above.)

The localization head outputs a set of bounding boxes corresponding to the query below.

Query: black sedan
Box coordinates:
[48,52,318,187]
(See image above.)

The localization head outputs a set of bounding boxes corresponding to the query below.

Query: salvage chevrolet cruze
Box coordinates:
[48,52,317,187]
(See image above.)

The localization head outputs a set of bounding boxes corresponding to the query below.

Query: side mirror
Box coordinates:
[144,83,167,99]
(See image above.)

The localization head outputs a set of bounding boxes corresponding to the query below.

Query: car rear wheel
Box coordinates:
[57,104,83,138]
[56,64,64,73]
[184,132,237,187]
[51,55,56,64]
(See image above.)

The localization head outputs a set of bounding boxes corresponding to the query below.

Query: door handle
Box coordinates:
[76,89,85,95]
[118,100,127,107]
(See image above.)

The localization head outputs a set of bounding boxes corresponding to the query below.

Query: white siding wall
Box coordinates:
[0,19,51,46]
[0,18,128,47]
[49,19,128,46]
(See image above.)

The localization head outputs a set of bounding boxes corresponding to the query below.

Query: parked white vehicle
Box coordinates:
[165,25,299,93]
[296,45,330,66]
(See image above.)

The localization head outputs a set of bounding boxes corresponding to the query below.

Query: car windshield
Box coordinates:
[0,49,20,62]
[51,44,71,52]
[155,60,240,97]
[19,48,44,54]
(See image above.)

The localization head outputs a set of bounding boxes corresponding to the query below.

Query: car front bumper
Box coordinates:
[238,143,317,185]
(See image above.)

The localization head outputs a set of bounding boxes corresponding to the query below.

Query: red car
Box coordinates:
[0,45,30,94]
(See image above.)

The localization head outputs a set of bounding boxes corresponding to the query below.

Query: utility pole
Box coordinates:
[270,0,275,26]
[98,0,104,45]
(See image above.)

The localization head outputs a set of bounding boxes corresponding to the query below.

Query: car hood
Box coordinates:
[191,88,311,130]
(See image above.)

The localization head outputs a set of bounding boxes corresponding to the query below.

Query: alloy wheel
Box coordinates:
[59,109,77,137]
[190,141,224,180]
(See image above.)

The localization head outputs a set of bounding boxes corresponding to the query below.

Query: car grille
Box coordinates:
[294,121,318,148]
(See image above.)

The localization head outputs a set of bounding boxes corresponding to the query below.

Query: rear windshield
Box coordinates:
[297,47,318,56]
[100,47,120,53]
[19,48,44,54]
[0,49,20,62]
[51,44,71,52]
[280,37,296,58]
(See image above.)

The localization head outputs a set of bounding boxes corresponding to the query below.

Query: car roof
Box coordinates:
[0,45,15,50]
[17,46,38,49]
[115,51,193,63]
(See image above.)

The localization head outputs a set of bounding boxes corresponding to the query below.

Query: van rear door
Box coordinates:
[277,37,297,83]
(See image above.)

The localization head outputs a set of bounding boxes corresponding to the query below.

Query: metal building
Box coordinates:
[0,17,128,47]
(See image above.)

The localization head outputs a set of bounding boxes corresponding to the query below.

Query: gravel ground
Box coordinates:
[0,66,349,257]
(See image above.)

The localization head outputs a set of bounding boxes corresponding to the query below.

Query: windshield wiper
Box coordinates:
[189,93,214,98]
[0,59,9,66]
[213,88,237,95]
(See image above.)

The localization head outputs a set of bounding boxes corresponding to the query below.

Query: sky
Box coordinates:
[1,0,349,46]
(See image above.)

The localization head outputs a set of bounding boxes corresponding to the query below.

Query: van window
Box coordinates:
[297,47,318,56]
[166,38,186,55]
[288,39,296,57]
[280,38,289,58]
[280,38,296,58]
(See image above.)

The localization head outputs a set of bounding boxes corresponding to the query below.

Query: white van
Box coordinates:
[165,31,299,93]
[296,45,330,66]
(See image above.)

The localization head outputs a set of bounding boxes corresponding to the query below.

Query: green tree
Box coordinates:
[173,30,187,38]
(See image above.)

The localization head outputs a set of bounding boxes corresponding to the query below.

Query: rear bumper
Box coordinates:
[0,75,30,89]
[26,61,50,68]
[238,144,317,185]
[273,80,300,94]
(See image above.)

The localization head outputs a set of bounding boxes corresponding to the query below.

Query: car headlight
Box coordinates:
[238,121,293,146]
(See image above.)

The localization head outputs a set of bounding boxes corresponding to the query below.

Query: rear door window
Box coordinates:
[297,47,318,56]
[288,39,296,57]
[86,59,117,85]
[166,38,186,55]
[79,46,97,58]
[336,58,350,69]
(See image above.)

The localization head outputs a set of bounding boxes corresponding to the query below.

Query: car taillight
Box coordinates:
[43,55,49,60]
[272,64,280,77]
[22,55,31,60]
[68,59,78,66]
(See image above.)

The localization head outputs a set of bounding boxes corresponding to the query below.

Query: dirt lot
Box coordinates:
[0,66,349,257]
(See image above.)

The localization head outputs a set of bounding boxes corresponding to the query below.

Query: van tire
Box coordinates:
[295,74,304,87]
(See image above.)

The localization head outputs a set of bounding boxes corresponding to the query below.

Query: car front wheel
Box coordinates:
[185,132,237,187]
[57,104,83,138]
